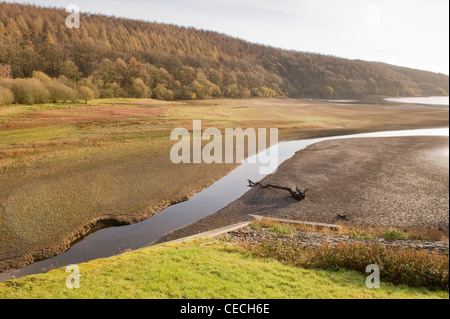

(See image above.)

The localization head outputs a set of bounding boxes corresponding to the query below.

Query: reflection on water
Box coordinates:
[443,148,449,157]
[430,147,450,158]
[321,99,357,103]
[385,96,449,106]
[0,127,449,282]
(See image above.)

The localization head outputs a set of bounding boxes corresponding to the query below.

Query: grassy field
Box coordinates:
[0,239,447,299]
[0,98,448,271]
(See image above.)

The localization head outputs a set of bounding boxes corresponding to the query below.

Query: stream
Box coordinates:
[0,127,448,282]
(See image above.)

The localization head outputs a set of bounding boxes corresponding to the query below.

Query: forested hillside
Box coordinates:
[0,2,448,104]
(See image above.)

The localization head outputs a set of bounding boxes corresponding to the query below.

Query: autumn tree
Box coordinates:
[130,78,151,98]
[0,2,448,101]
[0,64,10,78]
[0,86,14,105]
[77,86,95,104]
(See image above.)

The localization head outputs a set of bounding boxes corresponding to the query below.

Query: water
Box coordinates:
[321,99,357,103]
[385,96,449,106]
[0,127,448,282]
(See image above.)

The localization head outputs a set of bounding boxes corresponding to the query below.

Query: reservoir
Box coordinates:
[0,127,448,282]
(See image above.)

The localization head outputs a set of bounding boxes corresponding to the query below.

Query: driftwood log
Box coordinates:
[336,214,350,222]
[247,179,308,201]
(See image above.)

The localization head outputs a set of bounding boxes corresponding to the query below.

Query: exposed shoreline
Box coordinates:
[225,226,449,255]
[1,123,449,274]
[159,134,449,244]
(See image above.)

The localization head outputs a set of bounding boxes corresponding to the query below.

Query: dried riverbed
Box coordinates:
[161,135,450,242]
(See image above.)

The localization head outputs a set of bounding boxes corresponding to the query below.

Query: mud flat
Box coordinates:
[160,135,449,242]
[1,98,448,272]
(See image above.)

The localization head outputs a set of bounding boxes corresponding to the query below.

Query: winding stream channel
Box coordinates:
[0,126,448,282]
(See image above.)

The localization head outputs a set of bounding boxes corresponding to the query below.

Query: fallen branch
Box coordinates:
[247,179,308,201]
[336,214,350,222]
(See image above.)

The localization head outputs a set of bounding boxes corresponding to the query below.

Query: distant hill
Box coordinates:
[0,2,448,101]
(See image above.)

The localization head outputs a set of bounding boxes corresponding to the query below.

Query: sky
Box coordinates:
[4,0,450,74]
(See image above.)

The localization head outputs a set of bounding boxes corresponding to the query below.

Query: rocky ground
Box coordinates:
[222,226,449,254]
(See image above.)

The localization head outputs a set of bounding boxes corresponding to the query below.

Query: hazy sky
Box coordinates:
[5,0,449,74]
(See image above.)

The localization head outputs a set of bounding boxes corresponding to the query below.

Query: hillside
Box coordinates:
[0,2,449,101]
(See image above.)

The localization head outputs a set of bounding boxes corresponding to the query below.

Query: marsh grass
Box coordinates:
[250,220,448,243]
[339,225,446,242]
[251,220,297,237]
[383,229,409,240]
[348,230,374,240]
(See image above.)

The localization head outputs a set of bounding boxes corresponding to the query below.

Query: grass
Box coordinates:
[242,221,449,290]
[383,229,409,240]
[349,230,374,240]
[244,240,449,291]
[251,220,448,243]
[251,220,297,237]
[0,240,447,299]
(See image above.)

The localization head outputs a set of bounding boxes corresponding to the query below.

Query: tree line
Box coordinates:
[0,2,448,106]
